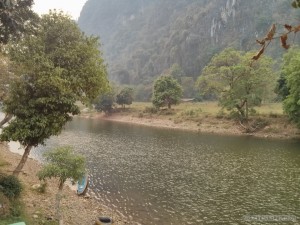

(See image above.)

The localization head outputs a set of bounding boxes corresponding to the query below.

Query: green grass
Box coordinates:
[128,101,284,118]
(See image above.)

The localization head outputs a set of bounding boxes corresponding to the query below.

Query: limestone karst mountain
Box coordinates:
[78,0,299,99]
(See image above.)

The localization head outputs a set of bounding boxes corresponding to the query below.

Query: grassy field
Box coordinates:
[126,101,284,118]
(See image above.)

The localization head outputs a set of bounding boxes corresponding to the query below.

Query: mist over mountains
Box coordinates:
[78,0,299,98]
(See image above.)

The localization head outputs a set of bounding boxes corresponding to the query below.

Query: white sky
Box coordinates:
[32,0,88,20]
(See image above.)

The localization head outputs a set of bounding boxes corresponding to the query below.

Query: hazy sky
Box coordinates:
[32,0,87,20]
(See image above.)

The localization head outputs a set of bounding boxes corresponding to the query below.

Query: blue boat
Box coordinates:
[77,173,89,195]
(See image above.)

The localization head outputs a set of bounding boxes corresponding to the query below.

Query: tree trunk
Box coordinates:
[0,114,12,128]
[168,102,171,109]
[13,145,33,176]
[56,180,65,225]
[245,99,249,121]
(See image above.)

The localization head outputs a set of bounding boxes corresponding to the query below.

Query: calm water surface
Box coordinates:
[32,117,300,225]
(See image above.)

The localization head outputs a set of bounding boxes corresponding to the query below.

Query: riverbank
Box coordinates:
[80,102,300,140]
[0,143,129,225]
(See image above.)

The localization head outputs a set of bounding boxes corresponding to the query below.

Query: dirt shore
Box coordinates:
[0,143,131,225]
[81,113,300,140]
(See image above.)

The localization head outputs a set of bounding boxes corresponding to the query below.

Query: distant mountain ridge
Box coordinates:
[78,0,299,87]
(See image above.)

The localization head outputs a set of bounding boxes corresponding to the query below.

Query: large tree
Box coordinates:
[281,47,300,128]
[152,75,182,109]
[197,48,276,122]
[0,12,108,176]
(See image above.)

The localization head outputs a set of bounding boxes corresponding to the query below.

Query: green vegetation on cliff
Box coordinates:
[78,0,300,94]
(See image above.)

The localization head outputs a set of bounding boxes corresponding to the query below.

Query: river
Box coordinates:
[30,117,300,225]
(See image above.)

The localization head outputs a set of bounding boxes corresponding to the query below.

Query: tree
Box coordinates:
[0,53,12,102]
[0,0,37,44]
[152,75,183,109]
[0,12,108,176]
[292,0,300,8]
[0,53,15,128]
[197,48,276,123]
[168,63,185,82]
[94,91,115,114]
[37,146,86,224]
[116,87,134,108]
[281,47,300,128]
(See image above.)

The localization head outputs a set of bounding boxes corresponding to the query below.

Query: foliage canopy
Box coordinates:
[1,11,108,147]
[0,0,37,44]
[95,91,115,114]
[0,11,108,175]
[37,146,86,189]
[116,87,134,108]
[282,47,300,128]
[152,75,183,109]
[197,48,276,121]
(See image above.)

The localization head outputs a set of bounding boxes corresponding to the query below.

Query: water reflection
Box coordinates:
[33,117,300,225]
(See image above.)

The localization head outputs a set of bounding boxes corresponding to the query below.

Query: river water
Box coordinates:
[30,117,300,225]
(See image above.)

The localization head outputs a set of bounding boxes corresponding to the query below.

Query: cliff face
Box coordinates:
[78,0,298,85]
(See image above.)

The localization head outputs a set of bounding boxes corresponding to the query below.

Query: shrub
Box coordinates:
[32,182,47,194]
[0,175,22,199]
[144,106,158,114]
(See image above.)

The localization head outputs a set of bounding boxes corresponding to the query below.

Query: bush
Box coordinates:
[32,182,47,194]
[0,175,22,199]
[144,106,158,114]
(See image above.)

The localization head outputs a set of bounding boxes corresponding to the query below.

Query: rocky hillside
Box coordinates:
[78,0,299,98]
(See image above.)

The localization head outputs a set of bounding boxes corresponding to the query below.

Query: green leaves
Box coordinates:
[282,47,300,128]
[152,75,183,109]
[116,87,134,108]
[0,0,37,44]
[37,146,86,186]
[0,11,108,148]
[197,48,276,120]
[94,91,115,114]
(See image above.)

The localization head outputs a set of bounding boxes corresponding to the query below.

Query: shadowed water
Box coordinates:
[32,117,300,225]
